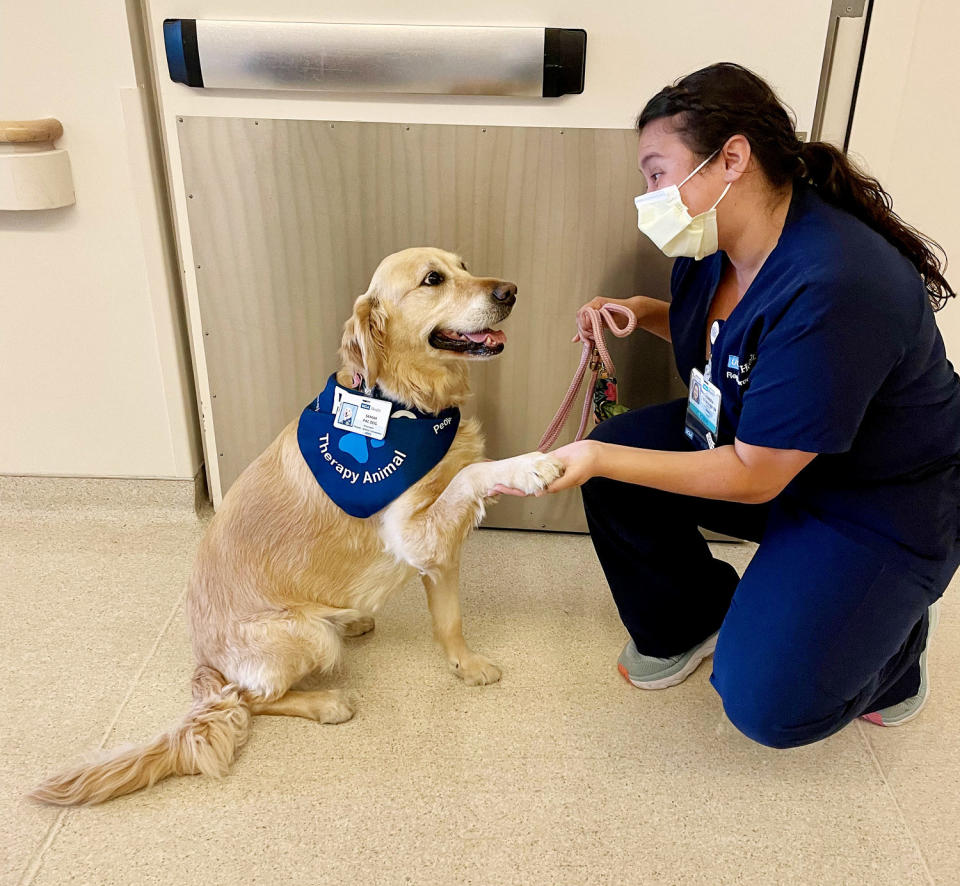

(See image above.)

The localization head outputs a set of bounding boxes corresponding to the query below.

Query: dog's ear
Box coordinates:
[339,290,386,388]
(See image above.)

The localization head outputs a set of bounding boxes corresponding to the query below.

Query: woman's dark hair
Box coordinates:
[637,62,954,310]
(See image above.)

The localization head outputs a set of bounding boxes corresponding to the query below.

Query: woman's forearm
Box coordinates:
[593,441,775,504]
[629,296,671,342]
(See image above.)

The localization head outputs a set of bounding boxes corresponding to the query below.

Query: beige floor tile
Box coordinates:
[856,588,960,885]
[9,522,936,886]
[1,514,202,885]
[29,745,928,886]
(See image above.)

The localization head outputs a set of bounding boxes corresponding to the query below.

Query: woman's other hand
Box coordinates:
[574,296,641,342]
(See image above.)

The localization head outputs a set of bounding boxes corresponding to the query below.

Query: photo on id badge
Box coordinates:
[336,402,357,428]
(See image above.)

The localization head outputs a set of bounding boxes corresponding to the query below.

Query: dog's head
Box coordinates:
[339,247,516,411]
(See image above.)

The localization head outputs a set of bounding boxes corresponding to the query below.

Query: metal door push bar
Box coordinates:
[163,19,586,97]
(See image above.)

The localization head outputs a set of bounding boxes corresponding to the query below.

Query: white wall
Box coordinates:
[848,0,960,361]
[0,2,201,479]
[2,0,955,483]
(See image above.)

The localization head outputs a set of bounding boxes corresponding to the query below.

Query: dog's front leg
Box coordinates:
[384,451,563,684]
[422,555,501,686]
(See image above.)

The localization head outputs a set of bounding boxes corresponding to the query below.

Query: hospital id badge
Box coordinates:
[684,368,721,450]
[332,389,391,440]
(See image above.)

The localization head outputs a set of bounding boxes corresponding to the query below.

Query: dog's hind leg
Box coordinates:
[341,613,375,637]
[222,604,361,716]
[251,690,353,722]
[241,605,359,723]
[251,690,354,722]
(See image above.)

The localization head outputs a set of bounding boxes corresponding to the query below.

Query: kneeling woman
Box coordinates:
[503,63,960,749]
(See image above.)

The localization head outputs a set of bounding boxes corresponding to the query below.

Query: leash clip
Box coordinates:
[588,347,602,372]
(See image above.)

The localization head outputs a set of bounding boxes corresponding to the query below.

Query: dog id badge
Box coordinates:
[332,389,391,440]
[684,368,721,450]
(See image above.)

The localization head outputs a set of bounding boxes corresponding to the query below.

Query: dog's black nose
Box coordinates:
[492,283,517,306]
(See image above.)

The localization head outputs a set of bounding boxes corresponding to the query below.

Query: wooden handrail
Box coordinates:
[0,118,63,144]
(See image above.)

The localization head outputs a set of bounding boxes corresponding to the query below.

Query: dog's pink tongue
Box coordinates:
[463,329,506,345]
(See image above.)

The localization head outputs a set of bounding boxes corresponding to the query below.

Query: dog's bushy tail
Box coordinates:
[30,666,251,806]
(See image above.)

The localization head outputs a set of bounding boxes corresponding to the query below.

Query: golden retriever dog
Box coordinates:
[32,247,563,806]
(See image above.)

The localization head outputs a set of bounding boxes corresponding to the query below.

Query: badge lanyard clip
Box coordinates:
[705,319,722,384]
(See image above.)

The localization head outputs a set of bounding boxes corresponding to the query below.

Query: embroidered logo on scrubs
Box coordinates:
[297,374,460,518]
[725,352,757,388]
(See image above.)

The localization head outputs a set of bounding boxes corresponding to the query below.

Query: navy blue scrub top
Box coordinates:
[669,181,960,561]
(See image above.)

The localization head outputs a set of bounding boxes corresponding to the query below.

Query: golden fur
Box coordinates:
[31,247,563,806]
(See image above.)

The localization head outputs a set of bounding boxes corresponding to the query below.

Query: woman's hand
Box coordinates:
[490,440,601,497]
[574,296,641,343]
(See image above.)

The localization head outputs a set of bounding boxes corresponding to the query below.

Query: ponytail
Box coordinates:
[797,141,953,309]
[638,63,954,310]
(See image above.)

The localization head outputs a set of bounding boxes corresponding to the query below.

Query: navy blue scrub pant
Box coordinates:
[581,399,960,749]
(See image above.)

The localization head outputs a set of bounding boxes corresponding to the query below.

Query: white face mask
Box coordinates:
[634,149,731,261]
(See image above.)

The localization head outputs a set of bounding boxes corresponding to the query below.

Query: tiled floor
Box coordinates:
[3,486,958,885]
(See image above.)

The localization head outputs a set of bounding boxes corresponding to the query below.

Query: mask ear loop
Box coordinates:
[678,148,721,190]
[710,182,732,210]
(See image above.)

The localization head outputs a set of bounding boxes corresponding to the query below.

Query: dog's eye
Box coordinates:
[422,271,445,286]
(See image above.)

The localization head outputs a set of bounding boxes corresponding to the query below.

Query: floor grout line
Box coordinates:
[17,584,190,886]
[854,718,935,886]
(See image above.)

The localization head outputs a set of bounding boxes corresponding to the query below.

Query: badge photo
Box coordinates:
[336,401,357,428]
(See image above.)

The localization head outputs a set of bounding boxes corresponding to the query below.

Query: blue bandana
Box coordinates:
[297,374,460,518]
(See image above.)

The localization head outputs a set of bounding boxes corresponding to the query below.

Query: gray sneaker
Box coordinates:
[617,631,719,690]
[862,600,940,727]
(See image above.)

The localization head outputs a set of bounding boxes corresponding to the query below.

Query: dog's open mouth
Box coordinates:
[429,328,507,356]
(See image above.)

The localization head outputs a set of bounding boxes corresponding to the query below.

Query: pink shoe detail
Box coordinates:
[861,712,885,726]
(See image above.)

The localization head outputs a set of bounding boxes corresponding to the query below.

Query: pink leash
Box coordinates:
[538,304,637,452]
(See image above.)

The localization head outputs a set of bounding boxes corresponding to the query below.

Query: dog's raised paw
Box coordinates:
[496,452,565,495]
[529,453,565,490]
